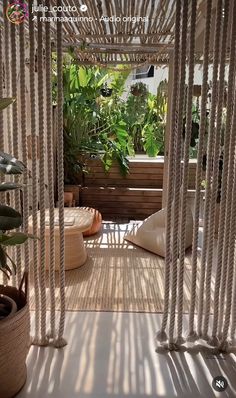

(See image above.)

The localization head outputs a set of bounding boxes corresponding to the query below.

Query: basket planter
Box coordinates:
[0,273,30,398]
[100,87,113,97]
[130,83,148,97]
[193,85,202,97]
[130,87,143,96]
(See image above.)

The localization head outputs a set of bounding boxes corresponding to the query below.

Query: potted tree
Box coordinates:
[0,98,32,398]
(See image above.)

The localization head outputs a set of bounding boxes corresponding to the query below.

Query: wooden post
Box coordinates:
[162,51,174,207]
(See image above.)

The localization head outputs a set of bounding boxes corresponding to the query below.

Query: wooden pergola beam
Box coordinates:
[65,32,173,39]
[62,42,174,51]
[74,60,169,65]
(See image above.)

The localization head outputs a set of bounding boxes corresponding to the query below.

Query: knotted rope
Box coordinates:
[177,0,197,345]
[29,0,40,342]
[0,14,4,152]
[168,0,189,349]
[19,21,30,276]
[197,0,223,337]
[45,0,56,341]
[55,0,67,348]
[3,0,13,156]
[187,0,212,342]
[156,0,181,343]
[203,0,229,340]
[10,23,22,288]
[211,0,236,344]
[37,0,47,346]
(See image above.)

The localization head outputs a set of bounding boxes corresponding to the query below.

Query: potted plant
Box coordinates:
[100,82,113,97]
[0,98,32,398]
[130,82,148,97]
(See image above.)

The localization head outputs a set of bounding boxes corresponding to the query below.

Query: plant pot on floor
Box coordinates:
[64,191,74,207]
[0,273,30,398]
[64,185,80,206]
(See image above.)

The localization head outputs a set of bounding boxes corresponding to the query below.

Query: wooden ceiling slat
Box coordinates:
[26,0,188,66]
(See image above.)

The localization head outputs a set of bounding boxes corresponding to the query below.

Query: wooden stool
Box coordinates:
[29,208,94,270]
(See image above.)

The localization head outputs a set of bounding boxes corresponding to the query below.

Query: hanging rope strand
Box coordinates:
[37,1,47,345]
[55,0,67,348]
[187,0,212,341]
[209,1,236,345]
[203,0,229,339]
[19,19,30,276]
[219,148,236,350]
[197,0,223,337]
[218,85,236,334]
[0,8,4,152]
[230,231,236,342]
[10,23,22,288]
[177,0,197,344]
[29,0,40,342]
[45,0,56,341]
[156,0,181,342]
[3,0,12,156]
[0,4,5,207]
[168,0,189,348]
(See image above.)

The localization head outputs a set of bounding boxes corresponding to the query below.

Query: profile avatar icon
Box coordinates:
[6,1,28,25]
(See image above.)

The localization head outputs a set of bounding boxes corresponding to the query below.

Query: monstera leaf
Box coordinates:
[0,205,22,231]
[0,151,26,175]
[0,182,23,191]
[0,98,15,111]
[0,232,29,246]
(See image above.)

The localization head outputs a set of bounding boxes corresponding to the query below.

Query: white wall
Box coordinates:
[124,65,229,96]
[124,66,168,97]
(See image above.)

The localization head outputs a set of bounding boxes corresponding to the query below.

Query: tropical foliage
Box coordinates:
[52,54,168,182]
[0,99,34,278]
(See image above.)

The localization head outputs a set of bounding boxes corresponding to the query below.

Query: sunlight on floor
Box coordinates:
[18,312,236,398]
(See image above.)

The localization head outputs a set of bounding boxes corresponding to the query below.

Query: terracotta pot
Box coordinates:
[64,191,74,207]
[64,185,80,205]
[131,87,142,96]
[193,85,202,97]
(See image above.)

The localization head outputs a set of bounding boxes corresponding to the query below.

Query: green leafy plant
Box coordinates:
[53,53,131,180]
[130,82,148,97]
[0,98,34,279]
[124,80,167,156]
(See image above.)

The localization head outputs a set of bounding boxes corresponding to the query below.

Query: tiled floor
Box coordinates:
[18,312,236,398]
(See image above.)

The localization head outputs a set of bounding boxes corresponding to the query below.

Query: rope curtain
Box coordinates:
[29,0,40,343]
[157,0,236,352]
[45,0,56,341]
[0,0,235,354]
[0,6,4,151]
[55,0,66,348]
[0,0,66,347]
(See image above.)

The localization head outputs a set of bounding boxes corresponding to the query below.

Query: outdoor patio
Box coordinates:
[0,0,236,397]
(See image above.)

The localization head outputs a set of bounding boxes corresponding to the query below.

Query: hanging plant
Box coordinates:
[193,85,202,97]
[100,82,113,97]
[130,82,148,97]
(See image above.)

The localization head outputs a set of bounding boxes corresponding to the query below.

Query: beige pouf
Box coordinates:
[29,208,94,270]
[124,206,193,257]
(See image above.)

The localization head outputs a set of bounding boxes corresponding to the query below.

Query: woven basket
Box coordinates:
[0,273,30,398]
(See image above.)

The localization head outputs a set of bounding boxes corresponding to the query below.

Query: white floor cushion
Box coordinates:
[124,206,193,257]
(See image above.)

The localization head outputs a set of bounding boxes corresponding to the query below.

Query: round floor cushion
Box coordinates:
[82,207,102,237]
